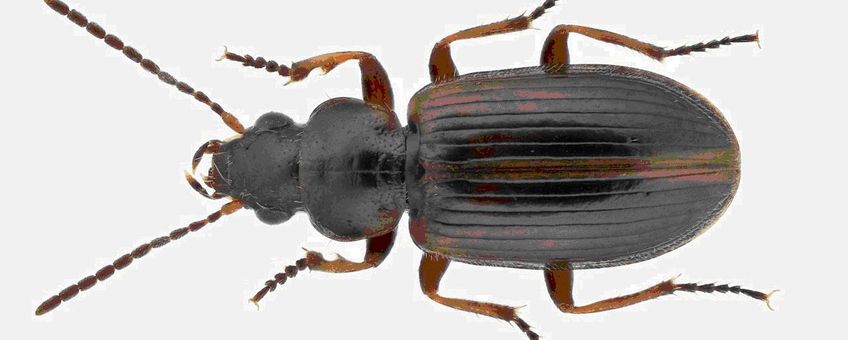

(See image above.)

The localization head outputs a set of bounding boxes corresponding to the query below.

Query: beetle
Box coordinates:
[36,0,775,339]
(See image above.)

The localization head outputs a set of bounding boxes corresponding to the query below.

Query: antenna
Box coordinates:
[44,0,246,133]
[35,200,243,315]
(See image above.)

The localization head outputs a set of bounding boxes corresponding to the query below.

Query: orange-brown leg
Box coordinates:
[305,230,396,273]
[429,0,558,83]
[221,50,393,109]
[249,231,396,306]
[544,260,777,315]
[541,25,759,71]
[420,254,539,340]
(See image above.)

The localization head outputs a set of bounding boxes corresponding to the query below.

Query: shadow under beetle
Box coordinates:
[37,1,776,338]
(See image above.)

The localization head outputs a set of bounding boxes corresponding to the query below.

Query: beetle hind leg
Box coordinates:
[541,25,759,71]
[544,260,777,315]
[420,254,540,340]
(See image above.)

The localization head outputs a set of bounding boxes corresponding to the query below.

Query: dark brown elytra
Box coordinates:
[38,1,775,339]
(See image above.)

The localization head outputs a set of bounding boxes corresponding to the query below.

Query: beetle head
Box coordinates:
[186,112,304,224]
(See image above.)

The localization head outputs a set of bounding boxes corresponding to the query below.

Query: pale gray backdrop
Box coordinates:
[2,0,841,339]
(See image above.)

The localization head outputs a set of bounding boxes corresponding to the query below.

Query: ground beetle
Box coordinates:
[37,1,776,338]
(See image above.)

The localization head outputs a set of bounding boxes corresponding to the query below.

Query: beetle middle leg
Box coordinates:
[429,0,558,83]
[544,260,778,314]
[249,231,396,306]
[221,50,394,109]
[420,254,540,340]
[540,25,759,71]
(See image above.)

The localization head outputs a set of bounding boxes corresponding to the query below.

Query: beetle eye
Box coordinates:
[255,112,294,130]
[254,208,292,225]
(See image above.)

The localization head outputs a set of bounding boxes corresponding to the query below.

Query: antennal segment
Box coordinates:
[35,200,244,315]
[44,0,246,134]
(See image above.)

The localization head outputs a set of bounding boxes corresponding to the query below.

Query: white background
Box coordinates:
[2,0,844,339]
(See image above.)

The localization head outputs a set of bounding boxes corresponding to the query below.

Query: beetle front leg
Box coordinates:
[544,260,778,314]
[248,231,396,306]
[419,254,540,340]
[304,230,396,273]
[541,25,759,71]
[221,50,393,109]
[218,47,293,80]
